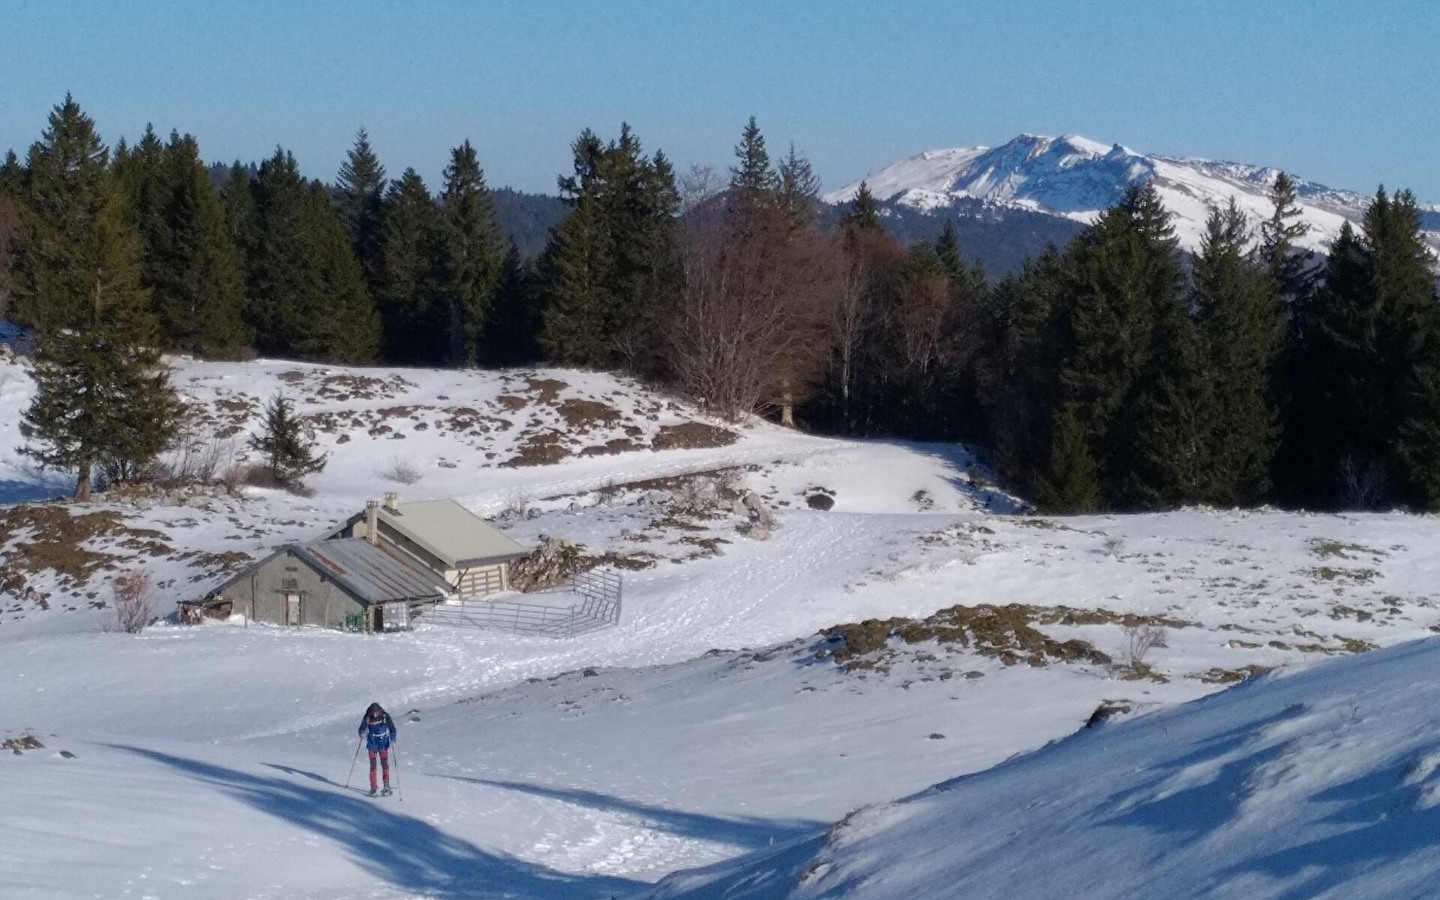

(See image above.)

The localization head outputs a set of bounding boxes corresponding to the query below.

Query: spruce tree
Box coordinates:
[244,147,379,362]
[151,132,250,356]
[1281,189,1440,508]
[435,140,503,366]
[1190,200,1283,505]
[11,96,181,499]
[300,180,381,363]
[843,181,882,232]
[1060,183,1184,506]
[539,124,678,370]
[539,192,609,364]
[336,128,387,296]
[1037,405,1102,513]
[248,393,327,487]
[1371,189,1440,507]
[378,168,445,364]
[482,243,543,366]
[776,143,820,231]
[935,219,965,282]
[1259,171,1311,303]
[729,116,777,199]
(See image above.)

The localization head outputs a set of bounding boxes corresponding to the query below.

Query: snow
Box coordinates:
[3,353,1440,898]
[825,133,1440,255]
[646,637,1440,900]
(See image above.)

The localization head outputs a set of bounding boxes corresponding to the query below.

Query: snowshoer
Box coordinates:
[358,702,397,796]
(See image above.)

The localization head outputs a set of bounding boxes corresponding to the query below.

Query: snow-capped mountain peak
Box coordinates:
[827,133,1436,254]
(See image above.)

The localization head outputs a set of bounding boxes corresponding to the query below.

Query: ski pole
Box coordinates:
[344,738,363,789]
[392,744,402,802]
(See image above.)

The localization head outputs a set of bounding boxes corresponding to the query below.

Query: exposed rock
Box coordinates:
[508,535,582,591]
[806,492,835,511]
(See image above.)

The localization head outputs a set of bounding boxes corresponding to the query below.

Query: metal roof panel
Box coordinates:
[295,539,448,605]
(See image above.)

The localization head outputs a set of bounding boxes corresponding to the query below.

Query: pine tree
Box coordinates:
[1371,189,1440,507]
[244,147,379,362]
[336,128,387,296]
[150,132,250,356]
[1186,200,1284,505]
[1281,189,1440,508]
[1037,405,1102,513]
[539,192,609,364]
[776,143,820,231]
[482,243,543,366]
[935,219,966,283]
[435,140,503,366]
[1125,305,1212,508]
[539,124,678,370]
[729,116,777,199]
[378,168,444,364]
[1061,183,1184,506]
[248,393,327,487]
[11,96,180,499]
[300,181,381,363]
[843,181,881,232]
[1259,171,1311,303]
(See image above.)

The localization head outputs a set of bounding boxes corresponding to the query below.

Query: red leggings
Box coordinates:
[368,748,390,790]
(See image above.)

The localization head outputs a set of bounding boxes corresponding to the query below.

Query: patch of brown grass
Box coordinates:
[819,603,1183,672]
[524,377,568,404]
[651,423,738,451]
[558,398,622,430]
[500,431,571,467]
[579,438,642,457]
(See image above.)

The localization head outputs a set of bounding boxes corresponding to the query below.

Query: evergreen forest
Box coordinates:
[2,96,1438,512]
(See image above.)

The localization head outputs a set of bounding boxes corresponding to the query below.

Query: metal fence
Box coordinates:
[418,569,622,637]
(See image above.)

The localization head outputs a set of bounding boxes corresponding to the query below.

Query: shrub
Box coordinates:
[155,413,237,486]
[383,456,423,486]
[107,569,154,634]
[1119,623,1167,677]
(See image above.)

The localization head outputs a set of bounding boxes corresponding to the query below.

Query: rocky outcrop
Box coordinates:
[508,535,582,591]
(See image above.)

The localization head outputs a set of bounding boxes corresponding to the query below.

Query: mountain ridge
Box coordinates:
[827,133,1440,254]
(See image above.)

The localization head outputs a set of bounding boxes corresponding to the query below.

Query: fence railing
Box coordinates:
[419,569,622,638]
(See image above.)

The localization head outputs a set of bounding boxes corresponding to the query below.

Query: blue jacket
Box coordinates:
[359,711,397,751]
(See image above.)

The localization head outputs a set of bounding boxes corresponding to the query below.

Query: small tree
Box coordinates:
[248,393,327,488]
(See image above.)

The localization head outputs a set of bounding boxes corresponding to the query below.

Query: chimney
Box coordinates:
[364,500,380,544]
[384,492,400,512]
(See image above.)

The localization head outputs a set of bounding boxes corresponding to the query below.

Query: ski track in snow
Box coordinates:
[2,355,1439,899]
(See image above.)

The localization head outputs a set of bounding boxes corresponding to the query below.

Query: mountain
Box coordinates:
[827,134,1440,254]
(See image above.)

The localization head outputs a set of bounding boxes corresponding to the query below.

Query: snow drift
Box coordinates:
[647,636,1440,900]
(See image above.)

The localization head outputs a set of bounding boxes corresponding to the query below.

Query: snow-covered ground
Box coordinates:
[3,353,1439,899]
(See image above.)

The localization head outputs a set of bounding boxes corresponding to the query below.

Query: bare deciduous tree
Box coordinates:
[107,569,155,634]
[663,192,839,421]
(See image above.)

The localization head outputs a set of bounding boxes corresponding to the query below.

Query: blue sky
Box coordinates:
[2,1,1436,199]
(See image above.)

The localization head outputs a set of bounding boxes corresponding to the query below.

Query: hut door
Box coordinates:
[285,593,301,626]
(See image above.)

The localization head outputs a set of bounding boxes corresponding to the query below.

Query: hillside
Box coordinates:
[648,636,1440,900]
[827,133,1440,255]
[2,354,1439,899]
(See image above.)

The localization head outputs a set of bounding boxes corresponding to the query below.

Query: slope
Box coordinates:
[648,636,1440,900]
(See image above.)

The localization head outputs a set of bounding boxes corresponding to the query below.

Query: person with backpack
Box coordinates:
[358,702,398,796]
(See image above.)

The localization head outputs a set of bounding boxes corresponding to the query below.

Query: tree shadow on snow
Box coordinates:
[1216,764,1440,900]
[108,745,643,900]
[878,441,1028,514]
[436,774,824,851]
